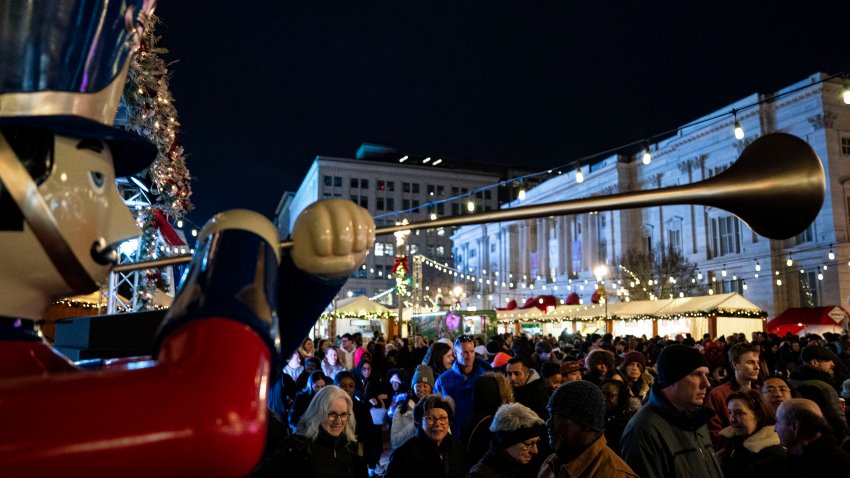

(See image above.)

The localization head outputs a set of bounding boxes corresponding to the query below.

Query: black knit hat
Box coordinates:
[547,380,606,432]
[655,344,709,389]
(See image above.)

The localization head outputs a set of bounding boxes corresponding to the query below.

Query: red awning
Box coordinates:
[767,306,848,336]
[520,295,558,312]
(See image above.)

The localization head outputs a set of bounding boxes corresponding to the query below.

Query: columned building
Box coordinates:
[279,143,532,307]
[452,73,850,318]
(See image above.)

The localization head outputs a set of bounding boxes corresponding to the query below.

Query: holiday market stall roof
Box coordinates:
[767,306,849,336]
[323,296,395,319]
[496,293,765,323]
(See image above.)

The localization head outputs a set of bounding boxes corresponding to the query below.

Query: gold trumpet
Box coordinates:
[114,132,825,273]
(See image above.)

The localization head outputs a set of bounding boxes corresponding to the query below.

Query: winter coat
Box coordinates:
[390,399,416,450]
[789,365,848,426]
[322,360,346,380]
[249,429,368,478]
[619,386,723,478]
[718,425,785,478]
[385,428,467,478]
[539,434,638,478]
[787,433,850,478]
[461,373,503,466]
[467,446,536,478]
[511,369,550,420]
[434,358,492,436]
[624,370,653,411]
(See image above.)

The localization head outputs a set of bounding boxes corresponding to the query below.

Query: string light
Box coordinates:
[642,143,652,165]
[754,260,761,272]
[733,110,745,140]
[844,81,850,105]
[829,246,835,261]
[467,201,475,212]
[575,164,584,183]
[518,186,526,200]
[786,255,793,267]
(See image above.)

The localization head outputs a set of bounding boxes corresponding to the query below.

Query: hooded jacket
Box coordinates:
[512,369,550,420]
[789,364,847,426]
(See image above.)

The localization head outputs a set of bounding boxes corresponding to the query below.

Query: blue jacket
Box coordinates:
[434,358,491,436]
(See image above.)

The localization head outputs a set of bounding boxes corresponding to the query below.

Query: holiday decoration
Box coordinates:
[121,13,193,310]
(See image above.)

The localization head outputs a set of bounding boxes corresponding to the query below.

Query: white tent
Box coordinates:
[496,293,765,339]
[328,296,395,318]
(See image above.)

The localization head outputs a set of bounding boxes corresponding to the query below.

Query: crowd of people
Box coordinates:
[250,329,850,478]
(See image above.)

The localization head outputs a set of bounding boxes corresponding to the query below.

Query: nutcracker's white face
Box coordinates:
[0,130,139,318]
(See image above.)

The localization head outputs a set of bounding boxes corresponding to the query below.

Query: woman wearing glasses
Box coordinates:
[385,394,467,478]
[467,403,546,478]
[250,385,368,478]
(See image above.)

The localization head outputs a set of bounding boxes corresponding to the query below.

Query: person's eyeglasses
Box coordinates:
[424,415,449,425]
[454,335,474,345]
[327,412,351,423]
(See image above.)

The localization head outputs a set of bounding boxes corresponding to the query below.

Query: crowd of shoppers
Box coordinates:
[252,328,850,478]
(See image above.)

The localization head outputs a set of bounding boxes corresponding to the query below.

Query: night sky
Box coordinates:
[152,2,850,229]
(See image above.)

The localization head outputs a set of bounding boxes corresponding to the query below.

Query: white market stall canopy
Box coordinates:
[323,296,396,319]
[496,293,765,338]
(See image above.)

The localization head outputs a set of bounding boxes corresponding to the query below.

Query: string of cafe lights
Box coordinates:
[375,70,850,223]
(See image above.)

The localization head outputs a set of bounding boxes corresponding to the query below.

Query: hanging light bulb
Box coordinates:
[575,164,584,183]
[786,255,793,267]
[742,281,748,291]
[829,246,835,261]
[776,278,782,286]
[733,110,744,140]
[721,265,727,277]
[467,200,475,212]
[518,187,526,200]
[818,272,824,281]
[642,143,652,165]
[754,260,761,272]
[844,81,850,105]
[697,270,703,280]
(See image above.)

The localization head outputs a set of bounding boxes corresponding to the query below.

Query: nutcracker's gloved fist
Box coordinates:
[291,198,375,279]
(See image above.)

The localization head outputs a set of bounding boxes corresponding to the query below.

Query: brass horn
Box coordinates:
[115,132,825,273]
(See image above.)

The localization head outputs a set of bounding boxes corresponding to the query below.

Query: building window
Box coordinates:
[353,267,367,279]
[451,186,459,196]
[436,245,446,256]
[359,196,368,208]
[387,181,395,192]
[452,203,460,216]
[351,178,359,188]
[485,190,492,199]
[386,198,394,210]
[413,184,420,194]
[402,199,410,210]
[409,244,418,254]
[412,200,420,209]
[360,178,369,189]
[403,182,411,193]
[334,176,342,187]
[377,180,385,191]
[842,136,850,155]
[437,185,445,195]
[324,175,332,186]
[711,216,740,257]
[437,203,444,214]
[795,223,815,245]
[799,270,820,307]
[427,185,436,196]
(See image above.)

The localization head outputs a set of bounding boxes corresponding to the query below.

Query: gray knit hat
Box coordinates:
[489,403,546,447]
[412,364,435,386]
[547,380,606,432]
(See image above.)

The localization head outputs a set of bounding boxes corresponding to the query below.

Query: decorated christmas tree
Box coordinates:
[121,13,193,310]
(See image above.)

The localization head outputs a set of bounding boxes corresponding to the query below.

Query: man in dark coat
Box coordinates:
[506,356,550,420]
[776,398,850,478]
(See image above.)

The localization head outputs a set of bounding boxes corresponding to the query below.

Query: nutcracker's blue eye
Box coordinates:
[90,171,105,188]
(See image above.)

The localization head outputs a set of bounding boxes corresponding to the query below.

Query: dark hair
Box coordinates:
[506,356,531,370]
[305,370,328,392]
[414,394,455,429]
[334,370,355,385]
[728,342,760,366]
[726,389,776,428]
[423,342,453,375]
[599,379,630,415]
[454,334,475,347]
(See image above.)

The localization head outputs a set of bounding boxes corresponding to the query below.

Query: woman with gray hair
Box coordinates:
[385,394,467,478]
[250,385,367,478]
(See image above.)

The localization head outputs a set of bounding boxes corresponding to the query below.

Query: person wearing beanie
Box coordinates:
[620,343,723,478]
[541,381,638,478]
[618,351,653,411]
[391,364,435,450]
[385,394,467,478]
[705,342,762,450]
[467,403,546,478]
